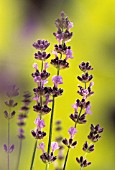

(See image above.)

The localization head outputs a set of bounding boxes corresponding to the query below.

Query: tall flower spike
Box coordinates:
[51,11,74,74]
[16,91,31,170]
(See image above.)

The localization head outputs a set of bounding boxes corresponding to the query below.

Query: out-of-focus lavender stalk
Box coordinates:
[16,91,31,170]
[54,121,64,170]
[3,85,19,170]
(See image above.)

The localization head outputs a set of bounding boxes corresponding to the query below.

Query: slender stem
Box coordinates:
[57,53,62,76]
[74,107,82,128]
[84,82,86,89]
[45,163,49,170]
[41,60,44,72]
[30,140,37,170]
[16,139,22,170]
[63,148,70,170]
[47,96,55,155]
[57,67,60,76]
[80,167,82,170]
[8,118,10,170]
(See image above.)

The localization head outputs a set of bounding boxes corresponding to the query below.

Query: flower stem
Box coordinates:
[80,167,82,170]
[16,139,22,170]
[30,140,37,170]
[47,96,55,155]
[8,118,10,170]
[41,60,44,72]
[75,107,82,128]
[63,148,70,170]
[45,163,49,170]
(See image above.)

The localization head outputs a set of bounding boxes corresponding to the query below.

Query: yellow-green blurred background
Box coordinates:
[0,0,115,170]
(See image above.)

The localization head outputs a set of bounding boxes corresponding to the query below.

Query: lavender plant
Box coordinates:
[3,85,19,170]
[31,11,73,170]
[16,91,31,170]
[1,11,104,170]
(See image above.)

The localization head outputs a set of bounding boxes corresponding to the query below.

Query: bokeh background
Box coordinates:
[0,0,115,170]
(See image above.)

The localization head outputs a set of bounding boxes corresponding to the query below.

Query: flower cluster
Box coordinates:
[17,91,31,139]
[88,124,104,142]
[62,127,77,149]
[39,142,59,164]
[51,11,73,73]
[70,62,94,126]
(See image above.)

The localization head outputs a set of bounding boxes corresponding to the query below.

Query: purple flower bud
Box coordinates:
[3,144,8,152]
[33,95,39,102]
[68,22,73,30]
[51,142,59,152]
[38,142,45,153]
[68,127,77,139]
[34,118,45,129]
[52,76,63,87]
[86,103,92,114]
[33,63,38,70]
[9,144,15,153]
[90,82,94,87]
[72,103,78,112]
[44,62,49,70]
[33,40,50,51]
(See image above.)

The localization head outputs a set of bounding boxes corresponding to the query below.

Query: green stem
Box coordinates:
[74,107,82,128]
[45,163,49,170]
[80,167,82,170]
[47,96,55,155]
[63,148,70,170]
[8,118,10,170]
[16,139,22,170]
[41,60,44,72]
[57,67,60,76]
[30,140,37,170]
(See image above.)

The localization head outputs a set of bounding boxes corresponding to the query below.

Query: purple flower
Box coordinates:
[51,142,59,152]
[44,95,52,105]
[65,49,73,60]
[86,103,92,114]
[3,144,8,152]
[72,103,78,112]
[67,22,73,30]
[33,40,50,51]
[52,76,63,87]
[34,51,50,61]
[90,82,94,87]
[38,142,45,153]
[9,144,15,153]
[33,63,38,70]
[68,127,77,139]
[34,118,45,129]
[33,95,39,102]
[44,62,49,70]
